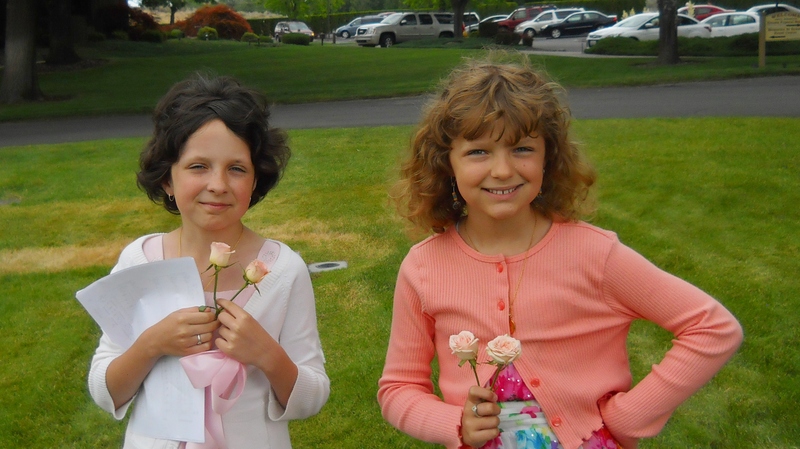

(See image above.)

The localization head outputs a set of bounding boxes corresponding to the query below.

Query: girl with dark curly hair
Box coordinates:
[88,74,329,449]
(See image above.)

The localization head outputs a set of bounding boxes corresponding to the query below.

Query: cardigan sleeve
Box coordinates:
[86,237,152,419]
[266,251,330,421]
[598,239,743,445]
[377,253,465,448]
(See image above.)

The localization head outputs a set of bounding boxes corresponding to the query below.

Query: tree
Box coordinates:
[451,0,466,38]
[142,0,187,24]
[46,0,81,65]
[657,0,679,64]
[262,0,308,19]
[0,0,43,103]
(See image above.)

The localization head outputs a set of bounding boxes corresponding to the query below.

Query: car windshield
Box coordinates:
[381,13,404,24]
[288,22,309,31]
[615,14,656,28]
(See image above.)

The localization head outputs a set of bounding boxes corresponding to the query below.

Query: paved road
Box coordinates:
[1,75,798,148]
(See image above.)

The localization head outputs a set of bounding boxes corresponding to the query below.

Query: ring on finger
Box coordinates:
[196,334,202,345]
[471,404,481,418]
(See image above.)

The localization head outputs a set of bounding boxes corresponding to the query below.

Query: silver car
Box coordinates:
[701,12,760,37]
[586,13,711,47]
[515,8,584,38]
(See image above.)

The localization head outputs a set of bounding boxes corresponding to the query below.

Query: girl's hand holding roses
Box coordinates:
[143,306,220,358]
[461,386,500,448]
[215,298,298,408]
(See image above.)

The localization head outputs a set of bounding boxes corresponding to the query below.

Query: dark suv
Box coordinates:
[496,5,556,31]
[273,21,315,42]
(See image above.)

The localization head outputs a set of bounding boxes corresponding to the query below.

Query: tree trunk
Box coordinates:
[451,0,467,39]
[47,0,81,65]
[0,0,43,103]
[170,5,176,25]
[657,0,679,64]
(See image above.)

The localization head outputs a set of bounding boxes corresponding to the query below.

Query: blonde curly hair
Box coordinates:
[393,53,597,234]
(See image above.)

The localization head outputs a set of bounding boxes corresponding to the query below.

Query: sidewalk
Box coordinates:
[2,75,799,148]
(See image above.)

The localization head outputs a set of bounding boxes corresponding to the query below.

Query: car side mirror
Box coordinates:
[400,19,407,25]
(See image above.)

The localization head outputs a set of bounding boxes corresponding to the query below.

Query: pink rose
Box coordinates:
[209,242,234,267]
[244,259,270,284]
[449,331,479,362]
[486,334,521,365]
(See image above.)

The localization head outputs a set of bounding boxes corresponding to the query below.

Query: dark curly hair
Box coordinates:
[137,73,290,214]
[393,53,596,234]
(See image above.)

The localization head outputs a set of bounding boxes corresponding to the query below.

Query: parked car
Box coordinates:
[586,13,711,46]
[355,12,456,47]
[496,5,557,31]
[273,21,315,42]
[336,15,383,39]
[701,11,760,36]
[746,3,800,15]
[515,8,584,38]
[462,12,481,31]
[467,14,508,33]
[677,4,733,20]
[540,10,617,38]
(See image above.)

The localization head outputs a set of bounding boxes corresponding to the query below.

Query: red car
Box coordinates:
[496,5,556,31]
[677,4,733,21]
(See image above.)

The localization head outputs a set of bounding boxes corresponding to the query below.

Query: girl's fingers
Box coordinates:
[215,299,242,317]
[468,386,498,404]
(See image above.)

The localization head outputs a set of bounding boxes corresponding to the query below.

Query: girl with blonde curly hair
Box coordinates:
[379,54,741,449]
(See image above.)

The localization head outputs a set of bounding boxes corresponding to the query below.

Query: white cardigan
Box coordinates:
[88,234,330,449]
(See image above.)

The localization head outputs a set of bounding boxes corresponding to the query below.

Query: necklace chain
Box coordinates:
[178,225,245,291]
[461,215,537,336]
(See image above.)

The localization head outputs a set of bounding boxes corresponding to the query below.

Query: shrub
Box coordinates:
[585,34,800,57]
[111,30,129,40]
[181,4,253,40]
[140,29,166,43]
[259,35,273,44]
[128,8,160,41]
[87,31,106,42]
[281,33,310,46]
[92,3,159,41]
[494,30,519,46]
[169,29,185,39]
[93,2,130,36]
[198,26,219,40]
[241,32,259,44]
[479,21,499,38]
[521,34,533,46]
[730,33,759,52]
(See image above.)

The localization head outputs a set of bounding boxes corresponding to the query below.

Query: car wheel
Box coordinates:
[439,32,454,38]
[550,28,561,38]
[274,34,281,42]
[380,34,394,47]
[524,28,535,38]
[342,31,350,39]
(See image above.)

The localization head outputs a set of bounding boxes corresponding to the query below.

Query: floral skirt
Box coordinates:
[482,400,621,449]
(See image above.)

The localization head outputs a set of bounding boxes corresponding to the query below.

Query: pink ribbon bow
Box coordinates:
[180,350,247,449]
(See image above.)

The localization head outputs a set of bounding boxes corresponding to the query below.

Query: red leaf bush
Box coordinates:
[181,4,253,40]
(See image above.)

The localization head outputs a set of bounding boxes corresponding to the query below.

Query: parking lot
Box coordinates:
[326,33,589,54]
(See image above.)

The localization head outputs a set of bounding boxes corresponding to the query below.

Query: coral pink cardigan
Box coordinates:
[378,222,742,449]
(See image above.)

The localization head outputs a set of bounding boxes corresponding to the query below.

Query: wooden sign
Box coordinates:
[766,11,800,41]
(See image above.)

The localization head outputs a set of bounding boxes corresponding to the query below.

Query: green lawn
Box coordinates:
[1,118,798,447]
[1,39,798,121]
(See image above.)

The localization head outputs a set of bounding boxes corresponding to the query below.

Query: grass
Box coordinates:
[1,118,798,447]
[1,38,799,121]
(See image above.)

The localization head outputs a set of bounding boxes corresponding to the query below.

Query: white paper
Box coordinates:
[76,257,206,442]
